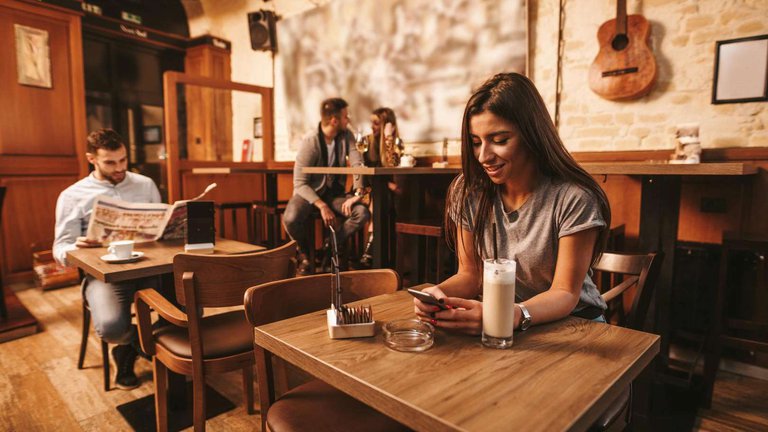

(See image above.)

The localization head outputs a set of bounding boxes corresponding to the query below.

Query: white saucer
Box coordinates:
[100,251,144,263]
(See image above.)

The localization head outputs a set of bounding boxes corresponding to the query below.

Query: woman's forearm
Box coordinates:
[518,288,580,328]
[436,270,481,299]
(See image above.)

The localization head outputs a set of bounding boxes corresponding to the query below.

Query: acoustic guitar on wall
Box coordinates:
[589,0,657,100]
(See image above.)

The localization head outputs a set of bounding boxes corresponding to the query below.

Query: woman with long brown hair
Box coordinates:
[413,72,611,333]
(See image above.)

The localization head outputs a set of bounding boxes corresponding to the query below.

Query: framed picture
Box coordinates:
[143,125,162,144]
[15,24,52,89]
[712,34,768,104]
[253,117,263,139]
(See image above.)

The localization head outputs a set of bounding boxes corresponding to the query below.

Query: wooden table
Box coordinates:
[66,238,264,283]
[581,162,757,368]
[254,289,660,432]
[302,166,460,268]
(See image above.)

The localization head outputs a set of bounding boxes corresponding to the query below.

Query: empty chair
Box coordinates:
[244,269,410,432]
[135,241,297,432]
[703,232,768,408]
[216,202,254,243]
[590,251,663,431]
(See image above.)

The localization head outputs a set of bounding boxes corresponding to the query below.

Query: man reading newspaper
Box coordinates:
[53,129,163,390]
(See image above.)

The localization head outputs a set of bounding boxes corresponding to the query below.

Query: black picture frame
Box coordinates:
[712,34,768,104]
[143,125,162,144]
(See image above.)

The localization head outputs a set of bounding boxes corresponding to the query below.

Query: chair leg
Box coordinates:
[243,365,255,415]
[77,304,90,369]
[153,357,169,432]
[101,340,110,391]
[193,374,207,431]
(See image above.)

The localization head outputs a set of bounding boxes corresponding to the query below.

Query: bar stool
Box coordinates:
[395,219,448,284]
[253,199,288,248]
[216,202,254,243]
[703,232,768,408]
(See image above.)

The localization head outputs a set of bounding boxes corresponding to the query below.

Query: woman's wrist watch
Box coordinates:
[354,188,365,197]
[518,304,532,331]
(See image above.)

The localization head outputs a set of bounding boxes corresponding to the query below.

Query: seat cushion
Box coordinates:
[267,379,411,432]
[154,311,253,359]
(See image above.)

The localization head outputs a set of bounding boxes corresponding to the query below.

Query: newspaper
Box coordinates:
[85,183,217,244]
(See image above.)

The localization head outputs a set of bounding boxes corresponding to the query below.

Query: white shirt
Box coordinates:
[53,171,161,264]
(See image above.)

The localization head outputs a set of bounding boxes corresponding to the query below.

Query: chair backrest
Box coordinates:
[173,240,296,308]
[244,269,401,327]
[593,251,663,331]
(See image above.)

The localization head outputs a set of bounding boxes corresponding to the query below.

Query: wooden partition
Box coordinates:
[0,0,86,283]
[163,71,276,202]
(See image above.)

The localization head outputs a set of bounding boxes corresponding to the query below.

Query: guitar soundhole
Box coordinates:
[611,34,629,51]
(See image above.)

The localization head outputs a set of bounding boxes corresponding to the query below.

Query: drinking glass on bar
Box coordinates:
[482,258,517,349]
[354,129,369,165]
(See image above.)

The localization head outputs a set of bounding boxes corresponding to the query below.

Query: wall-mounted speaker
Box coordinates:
[247,10,277,52]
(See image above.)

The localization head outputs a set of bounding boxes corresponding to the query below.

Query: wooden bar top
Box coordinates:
[254,289,660,432]
[190,167,293,174]
[302,166,461,175]
[67,238,264,283]
[581,162,757,176]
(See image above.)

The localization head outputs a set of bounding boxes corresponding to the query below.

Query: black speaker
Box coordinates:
[248,10,277,52]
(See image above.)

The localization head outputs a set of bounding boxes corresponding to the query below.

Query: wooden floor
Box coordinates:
[2,283,767,431]
[1,283,257,431]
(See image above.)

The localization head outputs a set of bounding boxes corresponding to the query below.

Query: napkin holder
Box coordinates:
[185,201,215,254]
[327,308,375,339]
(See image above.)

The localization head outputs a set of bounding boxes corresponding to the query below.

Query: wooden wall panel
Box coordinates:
[0,1,85,283]
[0,176,76,274]
[594,174,642,250]
[0,4,77,156]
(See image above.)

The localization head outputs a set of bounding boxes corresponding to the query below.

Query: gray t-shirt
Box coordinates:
[459,176,607,313]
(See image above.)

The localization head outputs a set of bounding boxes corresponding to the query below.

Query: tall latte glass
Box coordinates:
[482,258,516,349]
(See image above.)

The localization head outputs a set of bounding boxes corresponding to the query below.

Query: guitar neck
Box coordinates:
[615,0,628,35]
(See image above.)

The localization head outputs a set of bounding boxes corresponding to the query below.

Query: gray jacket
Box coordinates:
[292,127,364,204]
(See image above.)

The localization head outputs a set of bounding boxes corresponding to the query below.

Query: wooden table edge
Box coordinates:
[567,334,660,432]
[253,326,464,432]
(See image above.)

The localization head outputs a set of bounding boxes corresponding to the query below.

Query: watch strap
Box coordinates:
[518,303,532,331]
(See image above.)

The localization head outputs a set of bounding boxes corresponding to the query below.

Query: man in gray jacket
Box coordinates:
[283,98,370,275]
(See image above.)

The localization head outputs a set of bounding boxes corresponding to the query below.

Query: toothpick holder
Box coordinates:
[327,308,376,339]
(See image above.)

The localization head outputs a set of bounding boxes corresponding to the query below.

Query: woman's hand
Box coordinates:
[413,286,483,335]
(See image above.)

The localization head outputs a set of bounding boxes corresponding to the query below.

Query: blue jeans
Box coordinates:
[85,275,161,345]
[593,315,607,323]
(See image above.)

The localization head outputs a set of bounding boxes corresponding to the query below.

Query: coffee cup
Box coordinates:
[400,154,415,167]
[108,240,134,259]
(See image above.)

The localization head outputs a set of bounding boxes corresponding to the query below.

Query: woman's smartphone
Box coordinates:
[407,288,448,310]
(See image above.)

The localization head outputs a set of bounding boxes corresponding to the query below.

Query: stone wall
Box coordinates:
[186,0,768,157]
[531,0,768,153]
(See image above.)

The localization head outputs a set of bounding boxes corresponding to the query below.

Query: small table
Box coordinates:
[302,166,460,268]
[66,238,264,283]
[254,289,660,432]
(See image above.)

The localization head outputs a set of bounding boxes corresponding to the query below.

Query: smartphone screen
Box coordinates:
[407,288,448,310]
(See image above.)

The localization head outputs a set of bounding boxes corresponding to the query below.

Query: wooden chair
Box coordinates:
[703,232,768,408]
[77,277,111,391]
[244,269,410,432]
[252,199,288,248]
[135,241,297,432]
[395,219,449,284]
[590,251,663,431]
[216,202,254,243]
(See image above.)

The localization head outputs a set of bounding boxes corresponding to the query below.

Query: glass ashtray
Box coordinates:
[383,319,434,352]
